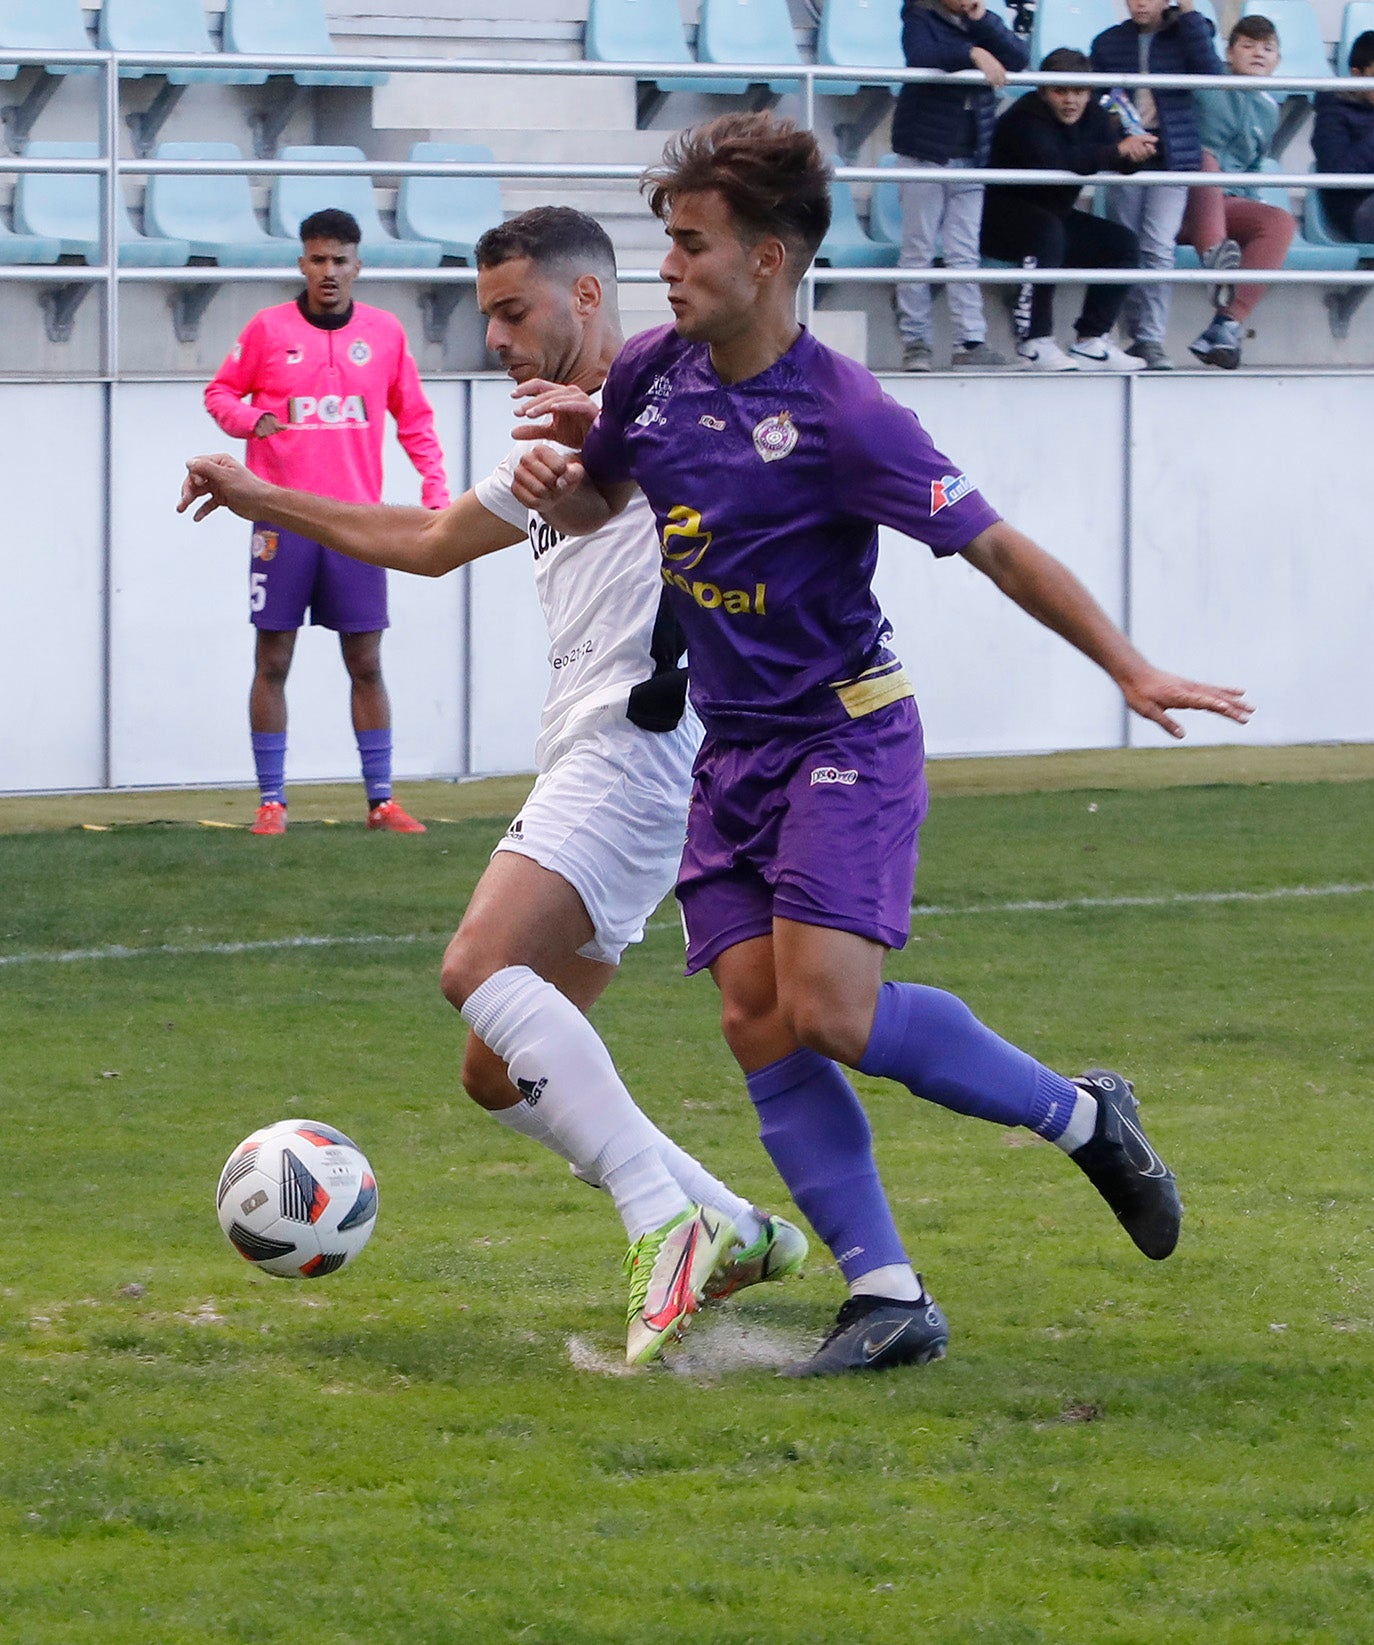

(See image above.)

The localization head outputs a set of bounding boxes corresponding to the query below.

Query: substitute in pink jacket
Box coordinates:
[203,209,450,838]
[205,294,449,508]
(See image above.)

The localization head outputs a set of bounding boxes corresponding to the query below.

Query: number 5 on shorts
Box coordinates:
[250,571,267,613]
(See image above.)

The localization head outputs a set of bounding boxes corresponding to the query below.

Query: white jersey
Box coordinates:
[474,435,669,770]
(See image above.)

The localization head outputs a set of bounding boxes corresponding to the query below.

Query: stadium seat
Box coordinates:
[269,145,443,267]
[98,0,267,82]
[1029,0,1120,64]
[145,142,301,265]
[1239,0,1332,79]
[0,215,61,263]
[869,152,903,248]
[396,143,504,263]
[816,0,903,98]
[0,0,95,80]
[222,0,387,87]
[583,0,716,97]
[693,0,803,96]
[1302,185,1372,262]
[1337,0,1374,70]
[14,141,191,265]
[816,177,898,266]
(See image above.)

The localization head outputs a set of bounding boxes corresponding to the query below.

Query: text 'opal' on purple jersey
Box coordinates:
[580,325,1001,742]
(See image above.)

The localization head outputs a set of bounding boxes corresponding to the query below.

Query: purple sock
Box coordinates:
[355,728,392,806]
[858,981,1080,1139]
[745,1047,908,1284]
[251,732,286,806]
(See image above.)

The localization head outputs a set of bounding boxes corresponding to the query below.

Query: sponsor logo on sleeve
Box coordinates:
[251,530,279,562]
[810,766,859,787]
[348,338,372,366]
[752,409,797,463]
[930,473,975,515]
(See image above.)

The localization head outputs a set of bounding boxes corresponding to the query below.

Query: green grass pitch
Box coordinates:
[1,766,1371,1643]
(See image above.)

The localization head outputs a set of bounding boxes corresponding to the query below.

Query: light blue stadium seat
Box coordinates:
[1240,0,1332,79]
[1030,0,1121,64]
[99,0,267,83]
[15,141,191,265]
[816,0,903,98]
[694,0,803,95]
[0,0,96,80]
[396,143,504,262]
[817,176,898,265]
[1337,0,1374,70]
[146,142,301,265]
[585,0,704,86]
[270,145,442,267]
[1302,184,1372,262]
[870,151,903,247]
[222,0,387,87]
[0,216,61,263]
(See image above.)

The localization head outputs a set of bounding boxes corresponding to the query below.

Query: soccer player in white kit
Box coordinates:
[182,206,805,1366]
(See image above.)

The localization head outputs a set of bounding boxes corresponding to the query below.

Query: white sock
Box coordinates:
[849,1263,924,1302]
[462,965,690,1241]
[577,1121,763,1250]
[1052,1088,1099,1154]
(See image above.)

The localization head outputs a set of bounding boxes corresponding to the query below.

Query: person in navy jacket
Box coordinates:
[1091,0,1224,367]
[893,0,1028,370]
[1313,30,1374,242]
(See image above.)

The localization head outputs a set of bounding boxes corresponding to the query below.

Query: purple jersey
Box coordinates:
[581,325,1000,742]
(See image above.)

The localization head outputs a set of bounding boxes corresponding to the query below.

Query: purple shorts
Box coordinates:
[676,697,929,975]
[248,523,388,633]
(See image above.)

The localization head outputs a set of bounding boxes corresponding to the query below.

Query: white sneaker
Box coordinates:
[1068,335,1146,372]
[1016,336,1078,372]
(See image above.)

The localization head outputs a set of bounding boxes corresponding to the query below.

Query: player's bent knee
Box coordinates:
[784,995,871,1070]
[439,937,489,1013]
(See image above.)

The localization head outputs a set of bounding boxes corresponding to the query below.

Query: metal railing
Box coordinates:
[4,44,1374,373]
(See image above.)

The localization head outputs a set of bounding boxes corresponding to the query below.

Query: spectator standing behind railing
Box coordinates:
[1091,0,1225,369]
[981,48,1155,371]
[892,0,1029,371]
[1313,31,1374,244]
[1178,16,1296,370]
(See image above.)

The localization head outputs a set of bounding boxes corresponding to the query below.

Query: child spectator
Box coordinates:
[1313,30,1374,244]
[1091,0,1225,369]
[893,0,1028,370]
[1179,16,1296,370]
[981,48,1155,370]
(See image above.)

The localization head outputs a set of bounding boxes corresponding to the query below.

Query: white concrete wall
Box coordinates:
[2,369,1371,794]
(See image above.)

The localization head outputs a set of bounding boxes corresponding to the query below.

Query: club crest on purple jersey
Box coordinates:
[752,410,798,464]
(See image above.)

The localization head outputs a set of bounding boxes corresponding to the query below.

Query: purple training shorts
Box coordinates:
[676,696,930,975]
[248,522,388,633]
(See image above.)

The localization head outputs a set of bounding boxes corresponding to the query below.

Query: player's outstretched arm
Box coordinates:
[962,521,1253,739]
[178,454,521,577]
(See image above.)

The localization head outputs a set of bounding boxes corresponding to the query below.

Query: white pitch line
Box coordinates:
[2,883,1370,971]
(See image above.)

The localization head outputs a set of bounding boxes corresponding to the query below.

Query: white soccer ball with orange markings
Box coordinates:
[216,1119,378,1278]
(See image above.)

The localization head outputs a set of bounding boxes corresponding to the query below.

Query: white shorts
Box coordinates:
[492,703,702,965]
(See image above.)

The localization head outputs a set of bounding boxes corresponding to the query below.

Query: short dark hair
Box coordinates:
[641,113,832,273]
[1039,46,1092,74]
[1350,27,1374,69]
[1229,14,1278,46]
[299,208,361,247]
[474,205,618,278]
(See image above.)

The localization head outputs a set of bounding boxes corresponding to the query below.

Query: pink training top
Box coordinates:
[205,298,450,508]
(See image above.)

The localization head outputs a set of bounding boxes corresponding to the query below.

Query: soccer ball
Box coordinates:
[216,1119,378,1278]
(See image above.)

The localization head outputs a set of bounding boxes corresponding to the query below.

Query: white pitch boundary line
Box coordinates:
[2,882,1370,971]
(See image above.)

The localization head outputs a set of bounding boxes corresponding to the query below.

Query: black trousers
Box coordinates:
[981,201,1139,340]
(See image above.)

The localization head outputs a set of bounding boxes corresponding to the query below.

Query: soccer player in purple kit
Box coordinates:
[512,113,1254,1378]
